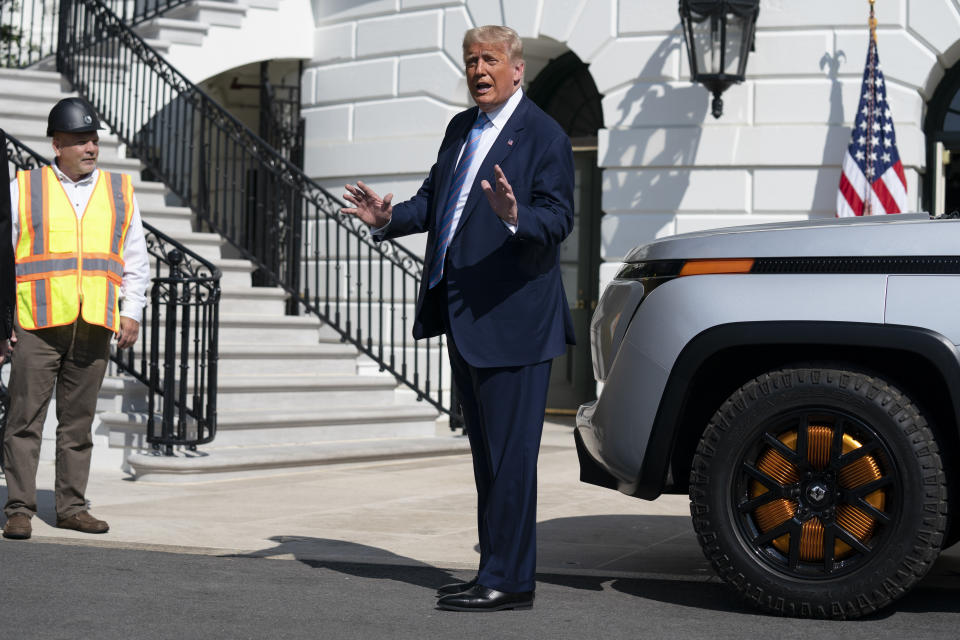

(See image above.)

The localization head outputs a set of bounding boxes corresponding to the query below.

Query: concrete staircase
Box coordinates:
[128,0,312,85]
[0,66,461,481]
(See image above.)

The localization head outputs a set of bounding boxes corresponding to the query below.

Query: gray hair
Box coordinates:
[462,25,524,62]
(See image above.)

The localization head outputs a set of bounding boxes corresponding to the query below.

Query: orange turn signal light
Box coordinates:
[679,258,755,276]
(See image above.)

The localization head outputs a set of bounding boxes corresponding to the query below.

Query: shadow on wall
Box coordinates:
[814,49,849,220]
[601,33,708,259]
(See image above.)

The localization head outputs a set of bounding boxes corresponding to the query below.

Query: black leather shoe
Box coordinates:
[436,577,478,597]
[436,585,534,612]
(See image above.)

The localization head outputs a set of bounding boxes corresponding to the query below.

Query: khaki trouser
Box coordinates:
[3,316,112,520]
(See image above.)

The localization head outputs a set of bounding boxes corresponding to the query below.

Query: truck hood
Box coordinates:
[622,214,958,262]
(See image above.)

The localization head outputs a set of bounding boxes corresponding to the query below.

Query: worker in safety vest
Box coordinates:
[2,98,149,540]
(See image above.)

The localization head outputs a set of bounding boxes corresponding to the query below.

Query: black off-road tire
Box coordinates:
[689,367,947,619]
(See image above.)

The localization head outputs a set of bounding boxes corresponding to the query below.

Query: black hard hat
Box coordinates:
[46,97,103,137]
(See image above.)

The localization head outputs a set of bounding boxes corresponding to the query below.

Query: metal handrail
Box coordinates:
[0,0,215,68]
[56,0,452,421]
[3,131,221,453]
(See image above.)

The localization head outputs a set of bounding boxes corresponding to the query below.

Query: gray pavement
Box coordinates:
[2,416,960,634]
[1,418,707,580]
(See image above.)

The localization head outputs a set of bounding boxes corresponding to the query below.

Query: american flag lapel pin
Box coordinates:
[507,139,514,146]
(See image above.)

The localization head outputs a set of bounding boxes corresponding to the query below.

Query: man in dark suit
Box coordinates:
[342,25,575,612]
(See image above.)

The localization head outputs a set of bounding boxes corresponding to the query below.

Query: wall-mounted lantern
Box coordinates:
[679,0,760,118]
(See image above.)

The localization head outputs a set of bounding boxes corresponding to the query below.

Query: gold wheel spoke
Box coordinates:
[738,489,787,513]
[837,440,883,467]
[844,476,892,500]
[821,526,838,572]
[788,521,804,569]
[827,522,873,555]
[796,415,812,459]
[761,432,805,467]
[829,423,844,466]
[754,519,798,547]
[849,496,891,523]
[742,461,789,494]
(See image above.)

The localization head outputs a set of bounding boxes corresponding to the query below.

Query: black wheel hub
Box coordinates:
[800,471,836,510]
[735,408,898,578]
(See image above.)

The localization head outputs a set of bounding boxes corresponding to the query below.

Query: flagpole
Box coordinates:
[864,0,877,214]
[836,0,907,217]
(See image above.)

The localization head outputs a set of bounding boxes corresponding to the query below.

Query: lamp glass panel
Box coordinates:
[723,13,745,76]
[691,15,721,75]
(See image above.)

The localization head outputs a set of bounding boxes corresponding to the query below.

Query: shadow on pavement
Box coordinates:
[0,485,57,524]
[232,535,462,590]
[535,513,708,578]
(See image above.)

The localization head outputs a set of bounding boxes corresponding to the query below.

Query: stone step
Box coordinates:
[208,312,332,344]
[245,0,281,10]
[0,68,69,100]
[0,109,50,134]
[124,434,466,482]
[218,284,289,315]
[169,373,402,410]
[212,258,255,288]
[101,401,442,452]
[152,229,224,261]
[216,342,358,375]
[140,204,195,235]
[209,404,439,445]
[134,17,210,46]
[136,314,323,348]
[165,0,248,28]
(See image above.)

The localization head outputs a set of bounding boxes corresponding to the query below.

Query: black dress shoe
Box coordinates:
[436,585,534,612]
[436,577,478,597]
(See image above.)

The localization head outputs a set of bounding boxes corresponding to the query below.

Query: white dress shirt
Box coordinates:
[9,161,150,324]
[373,87,524,238]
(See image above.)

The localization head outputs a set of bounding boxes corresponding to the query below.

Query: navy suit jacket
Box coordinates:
[384,95,576,368]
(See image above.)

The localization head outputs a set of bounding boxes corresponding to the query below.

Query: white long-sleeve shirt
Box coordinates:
[9,162,150,324]
[372,87,524,238]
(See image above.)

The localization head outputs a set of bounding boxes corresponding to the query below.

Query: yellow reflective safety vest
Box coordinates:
[14,166,134,332]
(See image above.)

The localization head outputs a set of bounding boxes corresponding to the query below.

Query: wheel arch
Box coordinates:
[636,322,960,523]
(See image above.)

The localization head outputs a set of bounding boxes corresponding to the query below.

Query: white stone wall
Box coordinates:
[163,0,315,85]
[300,0,960,287]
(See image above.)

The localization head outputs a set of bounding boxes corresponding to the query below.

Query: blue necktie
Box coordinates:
[427,111,489,289]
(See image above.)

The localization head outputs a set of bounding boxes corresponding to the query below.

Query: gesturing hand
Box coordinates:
[481,164,518,226]
[342,181,394,229]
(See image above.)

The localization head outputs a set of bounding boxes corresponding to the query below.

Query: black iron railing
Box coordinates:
[3,130,221,453]
[55,0,452,421]
[0,0,215,68]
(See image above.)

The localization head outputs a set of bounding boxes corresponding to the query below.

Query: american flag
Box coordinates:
[837,32,907,217]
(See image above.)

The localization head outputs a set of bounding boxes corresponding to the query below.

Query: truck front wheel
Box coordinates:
[689,367,947,619]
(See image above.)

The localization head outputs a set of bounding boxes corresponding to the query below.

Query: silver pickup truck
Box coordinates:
[577,213,959,619]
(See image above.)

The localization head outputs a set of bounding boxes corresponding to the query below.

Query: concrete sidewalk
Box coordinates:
[2,417,959,590]
[0,418,708,578]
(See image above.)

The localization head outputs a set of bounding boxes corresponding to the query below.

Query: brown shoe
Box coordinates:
[56,511,109,534]
[3,513,32,540]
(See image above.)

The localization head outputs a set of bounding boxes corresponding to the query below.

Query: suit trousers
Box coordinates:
[3,316,112,520]
[447,336,551,593]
